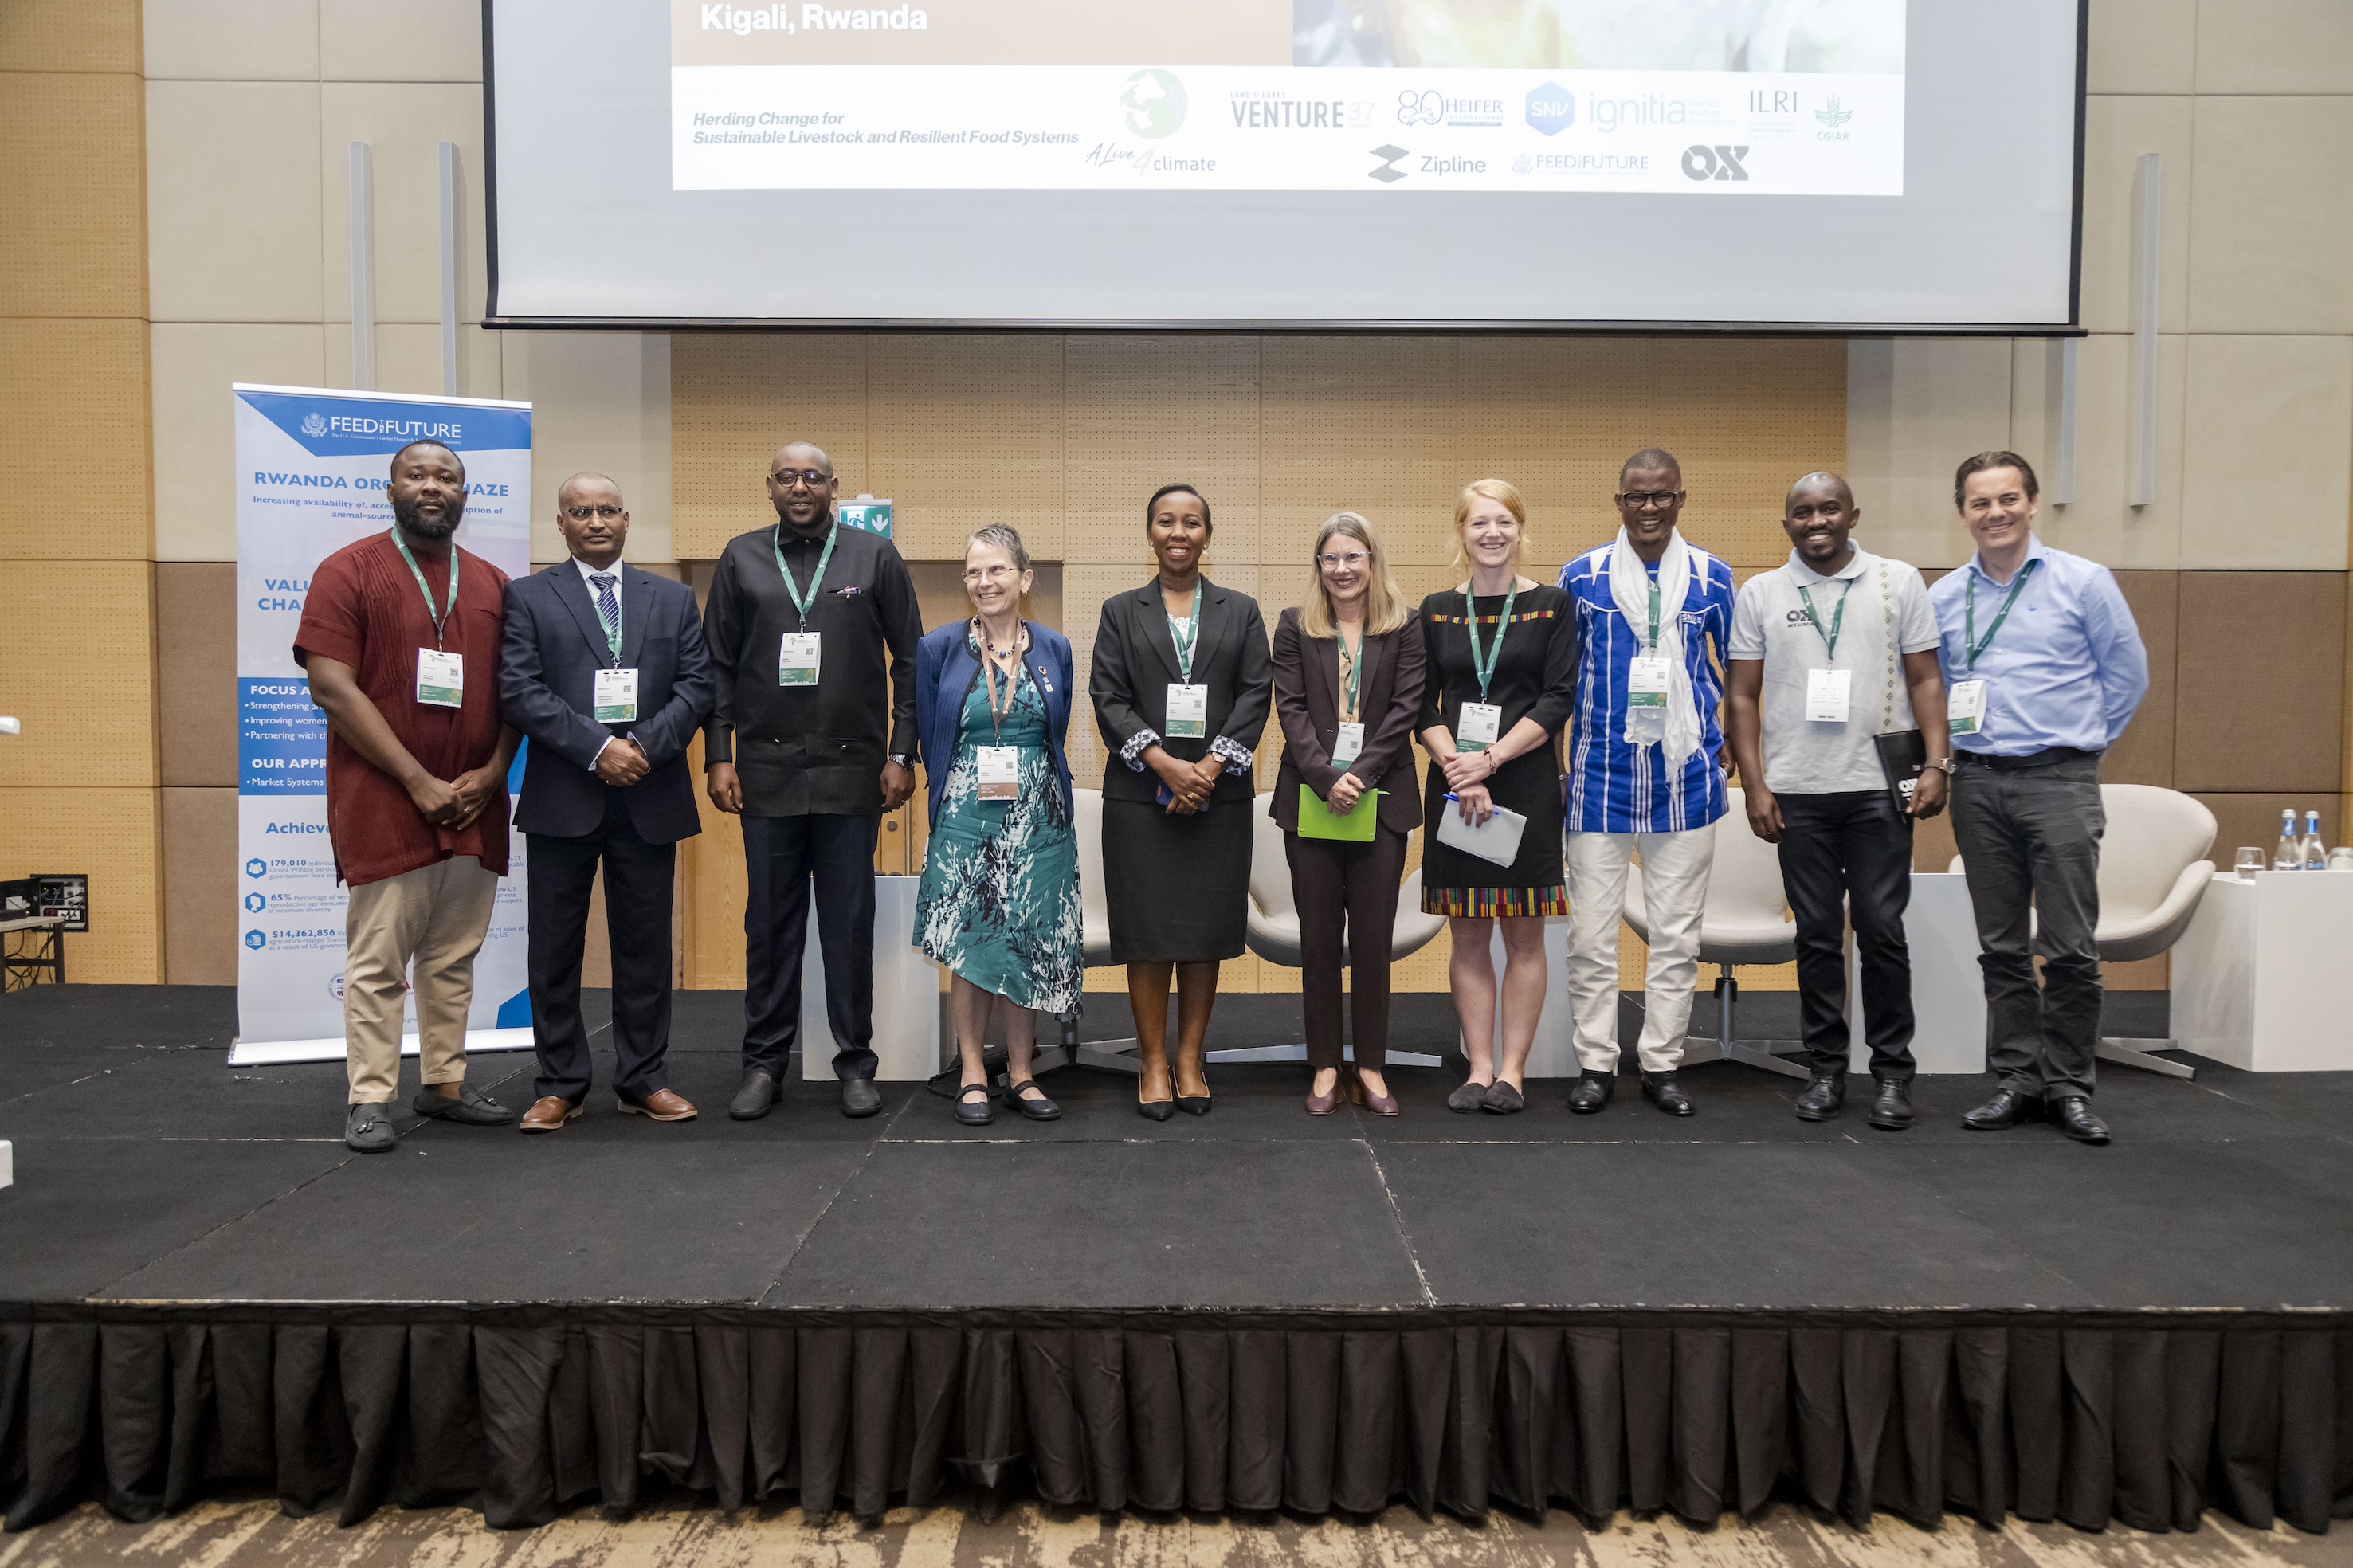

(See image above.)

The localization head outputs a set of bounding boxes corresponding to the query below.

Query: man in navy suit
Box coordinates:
[499,473,714,1131]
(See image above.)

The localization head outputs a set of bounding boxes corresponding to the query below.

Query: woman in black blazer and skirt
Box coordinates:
[1090,484,1274,1119]
[1271,512,1426,1117]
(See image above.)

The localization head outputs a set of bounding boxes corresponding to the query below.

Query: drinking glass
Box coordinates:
[2234,847,2265,880]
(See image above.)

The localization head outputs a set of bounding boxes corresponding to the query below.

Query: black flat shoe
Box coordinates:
[1448,1080,1492,1113]
[2049,1094,2110,1145]
[1175,1095,1212,1116]
[1794,1069,1846,1123]
[1480,1080,1525,1114]
[1962,1087,2035,1130]
[1568,1070,1615,1114]
[954,1084,994,1127]
[1641,1071,1695,1116]
[1007,1078,1061,1121]
[1868,1077,1914,1131]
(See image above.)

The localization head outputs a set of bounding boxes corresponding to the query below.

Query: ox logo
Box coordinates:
[1680,144,1751,182]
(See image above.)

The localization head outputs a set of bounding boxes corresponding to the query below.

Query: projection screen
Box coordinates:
[482,0,2084,331]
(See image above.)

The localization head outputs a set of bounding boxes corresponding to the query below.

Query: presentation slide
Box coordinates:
[485,0,2080,330]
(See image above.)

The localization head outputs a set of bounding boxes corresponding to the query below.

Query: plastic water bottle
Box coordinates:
[2303,811,2328,870]
[2274,809,2301,870]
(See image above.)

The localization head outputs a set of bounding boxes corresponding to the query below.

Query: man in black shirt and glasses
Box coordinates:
[703,441,924,1119]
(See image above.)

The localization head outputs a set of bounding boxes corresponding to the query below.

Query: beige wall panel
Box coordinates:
[140,0,316,80]
[1845,337,2013,570]
[157,561,237,787]
[504,331,673,566]
[145,80,324,323]
[866,335,1065,562]
[2077,96,2194,338]
[319,0,483,84]
[0,562,158,788]
[1,0,142,73]
[318,83,487,326]
[2178,335,2353,570]
[0,786,162,983]
[336,317,507,403]
[2175,572,2343,794]
[2186,96,2353,335]
[1064,335,1260,570]
[2101,570,2177,787]
[2194,794,2339,867]
[2026,333,2186,570]
[672,333,868,559]
[2085,0,2195,93]
[681,741,747,990]
[1262,338,1463,569]
[0,318,152,560]
[161,784,234,984]
[150,320,327,562]
[2193,0,2353,94]
[0,71,146,319]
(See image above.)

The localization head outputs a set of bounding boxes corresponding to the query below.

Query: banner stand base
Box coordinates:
[227,1027,535,1068]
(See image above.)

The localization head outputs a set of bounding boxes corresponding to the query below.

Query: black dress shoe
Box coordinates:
[1867,1077,1914,1131]
[840,1077,884,1118]
[1137,1091,1175,1123]
[1568,1071,1615,1114]
[1007,1078,1061,1121]
[1794,1069,1846,1122]
[2049,1095,2111,1145]
[729,1069,781,1121]
[1641,1071,1694,1116]
[1962,1087,2035,1130]
[954,1084,994,1126]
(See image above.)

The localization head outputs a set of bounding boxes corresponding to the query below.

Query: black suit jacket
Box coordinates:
[1269,606,1426,834]
[499,563,713,845]
[1090,578,1273,806]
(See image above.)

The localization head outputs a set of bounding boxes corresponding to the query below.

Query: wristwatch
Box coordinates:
[888,753,913,770]
[1923,756,1956,775]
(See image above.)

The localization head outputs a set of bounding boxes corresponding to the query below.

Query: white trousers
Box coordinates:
[1566,829,1716,1073]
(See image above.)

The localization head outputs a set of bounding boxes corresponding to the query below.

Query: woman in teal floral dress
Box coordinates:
[912,525,1084,1127]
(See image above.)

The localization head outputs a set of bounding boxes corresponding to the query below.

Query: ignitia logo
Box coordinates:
[300,413,328,437]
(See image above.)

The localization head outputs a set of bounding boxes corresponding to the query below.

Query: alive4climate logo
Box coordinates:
[1525,82,1574,136]
[1120,69,1187,139]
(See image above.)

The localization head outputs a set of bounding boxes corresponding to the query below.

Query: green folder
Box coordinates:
[1297,785,1380,842]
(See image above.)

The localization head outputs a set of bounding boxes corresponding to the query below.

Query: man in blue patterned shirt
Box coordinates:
[1557,449,1737,1117]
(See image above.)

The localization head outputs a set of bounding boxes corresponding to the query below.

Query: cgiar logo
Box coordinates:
[1367,144,1409,183]
[299,413,328,438]
[1814,95,1853,141]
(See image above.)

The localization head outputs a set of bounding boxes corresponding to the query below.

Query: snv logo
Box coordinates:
[1680,144,1750,182]
[1525,82,1574,136]
[1367,144,1409,182]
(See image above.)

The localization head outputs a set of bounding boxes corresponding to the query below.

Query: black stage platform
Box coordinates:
[0,985,2347,1535]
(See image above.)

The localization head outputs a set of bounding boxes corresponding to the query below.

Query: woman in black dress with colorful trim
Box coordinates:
[1416,479,1578,1115]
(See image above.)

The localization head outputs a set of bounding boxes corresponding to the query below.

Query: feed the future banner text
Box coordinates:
[229,384,535,1068]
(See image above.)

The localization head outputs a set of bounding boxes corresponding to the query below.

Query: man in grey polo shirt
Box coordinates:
[1727,471,1952,1129]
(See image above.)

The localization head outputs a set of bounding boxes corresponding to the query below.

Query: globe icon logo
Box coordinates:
[1120,69,1187,139]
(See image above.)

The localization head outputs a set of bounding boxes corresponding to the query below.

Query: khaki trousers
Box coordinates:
[343,856,499,1104]
[1566,828,1716,1074]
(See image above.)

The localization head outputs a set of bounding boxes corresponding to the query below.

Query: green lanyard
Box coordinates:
[1464,582,1519,699]
[390,527,457,649]
[1338,632,1362,721]
[771,522,839,631]
[1168,585,1201,682]
[1795,578,1853,661]
[1963,559,2038,671]
[1645,575,1661,650]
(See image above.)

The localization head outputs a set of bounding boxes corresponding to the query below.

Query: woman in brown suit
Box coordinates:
[1270,512,1427,1115]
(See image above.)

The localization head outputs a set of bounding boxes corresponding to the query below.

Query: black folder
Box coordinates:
[1874,729,1928,815]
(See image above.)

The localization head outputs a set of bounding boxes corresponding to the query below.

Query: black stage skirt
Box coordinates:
[1102,796,1253,962]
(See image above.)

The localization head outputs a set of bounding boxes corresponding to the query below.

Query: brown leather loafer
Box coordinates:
[618,1088,698,1122]
[519,1096,582,1133]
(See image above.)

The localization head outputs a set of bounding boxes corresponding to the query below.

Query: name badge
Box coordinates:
[1627,657,1672,709]
[1166,683,1209,738]
[976,745,1019,802]
[416,648,464,708]
[1806,668,1851,723]
[594,667,639,724]
[1332,722,1365,764]
[778,633,822,686]
[1457,701,1502,751]
[1949,678,1989,736]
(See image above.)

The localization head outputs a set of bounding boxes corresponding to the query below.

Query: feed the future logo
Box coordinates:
[300,413,327,437]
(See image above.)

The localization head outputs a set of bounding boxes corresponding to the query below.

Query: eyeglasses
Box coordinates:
[1620,491,1680,508]
[963,565,1021,584]
[1318,551,1370,570]
[769,468,833,489]
[563,504,623,522]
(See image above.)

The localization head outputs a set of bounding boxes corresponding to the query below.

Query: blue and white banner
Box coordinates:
[229,385,535,1067]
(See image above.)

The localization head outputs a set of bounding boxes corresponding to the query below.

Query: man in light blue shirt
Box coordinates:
[1929,451,2148,1146]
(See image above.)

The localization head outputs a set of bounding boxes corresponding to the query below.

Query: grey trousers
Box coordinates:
[1949,753,2105,1098]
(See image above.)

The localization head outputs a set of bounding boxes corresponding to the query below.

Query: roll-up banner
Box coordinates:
[229,384,535,1068]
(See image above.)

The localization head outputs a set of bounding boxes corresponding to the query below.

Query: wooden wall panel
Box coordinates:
[866,335,1065,562]
[0,786,161,983]
[0,318,153,559]
[671,333,868,559]
[1065,335,1261,570]
[0,561,156,788]
[161,784,233,984]
[2104,570,2179,786]
[156,560,236,786]
[0,2,143,73]
[0,71,145,318]
[2175,571,2343,793]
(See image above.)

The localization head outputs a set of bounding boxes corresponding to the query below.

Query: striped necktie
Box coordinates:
[589,572,621,659]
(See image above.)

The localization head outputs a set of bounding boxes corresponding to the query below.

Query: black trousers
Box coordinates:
[1949,754,2105,1098]
[527,790,677,1104]
[743,812,879,1080]
[1284,825,1409,1072]
[1775,790,1916,1080]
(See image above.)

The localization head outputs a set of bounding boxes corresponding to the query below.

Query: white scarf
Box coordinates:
[1608,527,1706,767]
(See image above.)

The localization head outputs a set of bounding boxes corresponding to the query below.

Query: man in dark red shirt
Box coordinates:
[296,440,520,1152]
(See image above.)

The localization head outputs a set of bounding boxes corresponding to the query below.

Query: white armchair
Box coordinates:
[1045,787,1139,1074]
[1622,786,1809,1080]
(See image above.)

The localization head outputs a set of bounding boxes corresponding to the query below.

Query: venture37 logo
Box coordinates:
[1367,144,1409,182]
[1680,144,1750,182]
[1525,81,1574,135]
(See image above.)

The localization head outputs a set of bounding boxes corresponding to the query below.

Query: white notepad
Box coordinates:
[1436,800,1527,868]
